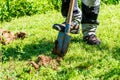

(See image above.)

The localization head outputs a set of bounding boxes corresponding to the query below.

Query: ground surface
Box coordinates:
[0,4,120,80]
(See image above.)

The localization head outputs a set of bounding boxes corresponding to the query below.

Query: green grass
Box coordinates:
[0,4,120,80]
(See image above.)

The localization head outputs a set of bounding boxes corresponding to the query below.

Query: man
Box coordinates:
[53,0,101,45]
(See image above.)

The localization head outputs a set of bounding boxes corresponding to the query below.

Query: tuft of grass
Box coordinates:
[0,4,120,80]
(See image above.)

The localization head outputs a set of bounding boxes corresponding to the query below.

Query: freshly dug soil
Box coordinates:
[0,29,26,45]
[30,55,62,70]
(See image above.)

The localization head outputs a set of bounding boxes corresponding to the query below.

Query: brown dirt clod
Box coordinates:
[38,55,52,66]
[30,55,63,70]
[29,61,39,69]
[0,29,26,45]
[15,32,26,39]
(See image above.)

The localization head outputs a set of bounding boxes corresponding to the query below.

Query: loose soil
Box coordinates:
[0,29,26,45]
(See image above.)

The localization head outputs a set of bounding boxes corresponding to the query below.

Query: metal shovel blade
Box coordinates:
[57,31,71,56]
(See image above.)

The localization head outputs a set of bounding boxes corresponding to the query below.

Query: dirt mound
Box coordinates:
[29,55,62,70]
[0,29,26,45]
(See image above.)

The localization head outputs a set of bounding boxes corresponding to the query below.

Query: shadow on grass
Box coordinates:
[2,35,120,62]
[96,68,120,79]
[70,36,120,61]
[111,46,120,61]
[71,36,110,51]
[2,38,55,62]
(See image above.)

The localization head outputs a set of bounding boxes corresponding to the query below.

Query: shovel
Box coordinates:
[52,0,75,57]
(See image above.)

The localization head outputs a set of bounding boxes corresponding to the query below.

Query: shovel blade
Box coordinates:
[54,31,71,57]
[57,32,65,53]
[61,33,71,54]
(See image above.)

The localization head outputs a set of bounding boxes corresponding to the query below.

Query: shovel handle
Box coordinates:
[66,0,75,24]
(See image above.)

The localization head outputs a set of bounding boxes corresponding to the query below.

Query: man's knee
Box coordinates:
[81,0,101,24]
[82,0,101,7]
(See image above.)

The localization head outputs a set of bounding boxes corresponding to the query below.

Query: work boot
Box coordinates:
[83,34,101,45]
[53,22,80,34]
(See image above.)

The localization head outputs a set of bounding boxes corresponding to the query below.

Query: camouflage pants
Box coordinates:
[61,0,101,37]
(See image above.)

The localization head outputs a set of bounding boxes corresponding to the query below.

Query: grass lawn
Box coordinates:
[0,4,120,80]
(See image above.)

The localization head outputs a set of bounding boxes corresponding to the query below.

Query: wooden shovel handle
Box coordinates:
[66,0,75,24]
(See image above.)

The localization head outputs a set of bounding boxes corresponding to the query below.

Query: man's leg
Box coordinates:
[53,0,82,34]
[81,0,101,45]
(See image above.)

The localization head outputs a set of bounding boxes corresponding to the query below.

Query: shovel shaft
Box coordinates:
[65,0,75,34]
[65,24,70,34]
[66,0,75,24]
